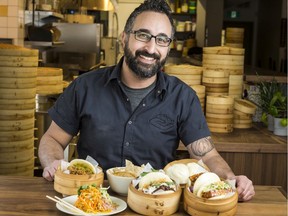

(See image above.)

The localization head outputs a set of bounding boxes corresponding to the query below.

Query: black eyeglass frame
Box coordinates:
[129,30,172,47]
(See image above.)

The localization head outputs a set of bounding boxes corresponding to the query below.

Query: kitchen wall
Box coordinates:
[0,0,25,45]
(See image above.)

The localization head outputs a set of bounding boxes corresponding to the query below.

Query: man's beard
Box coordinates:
[124,44,168,79]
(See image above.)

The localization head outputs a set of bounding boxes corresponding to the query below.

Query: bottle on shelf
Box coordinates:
[188,0,197,14]
[181,0,188,13]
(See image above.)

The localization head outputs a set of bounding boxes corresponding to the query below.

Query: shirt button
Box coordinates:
[125,142,130,146]
[157,90,161,94]
[128,120,132,124]
[142,103,146,107]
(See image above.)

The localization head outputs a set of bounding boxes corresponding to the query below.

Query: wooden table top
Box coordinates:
[0,175,286,216]
[178,123,287,153]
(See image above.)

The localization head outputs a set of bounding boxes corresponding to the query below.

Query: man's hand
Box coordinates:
[234,175,255,201]
[42,160,62,181]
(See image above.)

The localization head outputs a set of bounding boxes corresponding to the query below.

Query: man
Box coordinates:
[38,0,255,201]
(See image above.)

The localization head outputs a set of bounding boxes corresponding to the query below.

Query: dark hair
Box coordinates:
[124,0,175,39]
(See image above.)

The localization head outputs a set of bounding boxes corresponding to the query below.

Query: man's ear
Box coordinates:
[120,31,126,48]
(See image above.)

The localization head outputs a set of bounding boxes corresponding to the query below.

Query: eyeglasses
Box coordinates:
[129,30,172,47]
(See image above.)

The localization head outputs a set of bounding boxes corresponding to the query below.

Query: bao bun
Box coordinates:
[193,172,220,196]
[138,172,176,195]
[166,163,190,184]
[69,159,96,174]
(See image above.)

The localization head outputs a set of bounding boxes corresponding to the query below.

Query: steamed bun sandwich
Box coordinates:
[165,160,208,185]
[54,158,104,195]
[188,172,236,200]
[138,171,177,195]
[184,172,238,216]
[127,170,182,216]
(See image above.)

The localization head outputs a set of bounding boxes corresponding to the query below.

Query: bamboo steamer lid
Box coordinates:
[207,122,234,133]
[0,98,35,110]
[0,109,34,120]
[203,69,230,78]
[0,43,38,56]
[127,183,182,216]
[37,67,63,76]
[0,117,34,131]
[202,46,245,55]
[183,186,238,215]
[0,137,34,148]
[0,77,36,89]
[206,95,234,105]
[165,64,203,75]
[0,128,34,141]
[54,168,104,195]
[191,85,205,94]
[234,99,257,114]
[0,88,36,99]
[36,85,63,95]
[37,76,63,85]
[0,67,37,78]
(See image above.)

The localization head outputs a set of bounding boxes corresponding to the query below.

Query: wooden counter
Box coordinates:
[244,66,287,83]
[0,175,286,216]
[177,124,287,192]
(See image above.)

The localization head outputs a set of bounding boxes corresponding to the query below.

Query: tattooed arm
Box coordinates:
[186,136,235,179]
[186,136,255,201]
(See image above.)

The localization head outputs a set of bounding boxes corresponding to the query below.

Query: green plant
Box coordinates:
[268,91,287,119]
[256,79,281,125]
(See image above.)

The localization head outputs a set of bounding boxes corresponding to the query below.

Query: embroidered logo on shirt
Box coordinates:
[150,114,174,130]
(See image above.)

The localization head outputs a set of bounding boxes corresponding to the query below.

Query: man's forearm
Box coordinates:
[187,136,235,179]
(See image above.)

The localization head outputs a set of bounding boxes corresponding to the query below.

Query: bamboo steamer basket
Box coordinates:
[0,145,34,163]
[0,88,36,99]
[206,103,234,114]
[0,117,34,131]
[202,77,229,85]
[0,60,38,67]
[203,54,244,62]
[233,110,253,120]
[0,128,34,141]
[0,137,34,148]
[127,183,182,216]
[207,122,233,133]
[0,66,37,78]
[234,99,257,114]
[206,92,228,96]
[0,77,36,89]
[54,168,104,196]
[203,70,230,78]
[206,86,229,93]
[233,122,253,129]
[202,46,244,55]
[164,64,203,75]
[206,95,234,105]
[0,109,35,120]
[183,185,238,216]
[229,75,243,85]
[233,118,252,124]
[0,43,38,56]
[0,157,34,170]
[0,98,35,110]
[37,67,63,95]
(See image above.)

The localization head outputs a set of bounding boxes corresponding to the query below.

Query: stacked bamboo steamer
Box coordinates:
[37,67,63,95]
[205,95,234,133]
[164,64,205,110]
[202,46,245,98]
[164,64,202,86]
[0,43,38,176]
[233,99,257,129]
[191,85,206,111]
[225,27,244,48]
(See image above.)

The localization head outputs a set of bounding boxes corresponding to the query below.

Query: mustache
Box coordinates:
[135,50,160,60]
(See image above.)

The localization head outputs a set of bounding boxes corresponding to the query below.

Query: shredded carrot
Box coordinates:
[75,185,117,213]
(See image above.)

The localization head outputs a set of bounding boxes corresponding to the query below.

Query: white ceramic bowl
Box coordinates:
[106,167,136,196]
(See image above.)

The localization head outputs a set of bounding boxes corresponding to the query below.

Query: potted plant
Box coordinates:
[256,79,281,131]
[268,91,287,136]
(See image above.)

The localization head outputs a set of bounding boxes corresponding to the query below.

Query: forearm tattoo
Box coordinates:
[188,136,215,157]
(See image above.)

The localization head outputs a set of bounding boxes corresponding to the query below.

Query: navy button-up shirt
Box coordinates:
[49,58,210,171]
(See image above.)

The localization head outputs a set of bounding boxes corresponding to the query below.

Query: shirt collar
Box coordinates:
[105,56,167,99]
